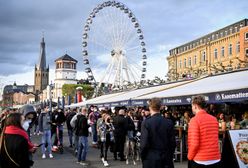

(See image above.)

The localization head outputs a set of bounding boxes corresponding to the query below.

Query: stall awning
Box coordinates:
[133,69,248,105]
[88,80,191,107]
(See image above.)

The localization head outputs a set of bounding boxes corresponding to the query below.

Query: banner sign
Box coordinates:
[228,130,248,168]
[133,88,248,106]
[91,88,248,107]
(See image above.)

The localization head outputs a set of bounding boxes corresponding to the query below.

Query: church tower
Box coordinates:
[34,36,49,93]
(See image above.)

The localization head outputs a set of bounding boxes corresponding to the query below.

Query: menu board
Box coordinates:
[229,130,248,168]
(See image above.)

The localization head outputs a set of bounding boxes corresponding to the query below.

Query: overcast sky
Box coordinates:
[0,0,247,90]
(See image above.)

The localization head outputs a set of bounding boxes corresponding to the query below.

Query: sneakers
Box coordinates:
[103,161,109,167]
[42,154,46,159]
[49,154,53,158]
[79,162,88,166]
[102,158,109,167]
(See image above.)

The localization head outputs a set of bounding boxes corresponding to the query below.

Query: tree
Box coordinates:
[62,84,94,101]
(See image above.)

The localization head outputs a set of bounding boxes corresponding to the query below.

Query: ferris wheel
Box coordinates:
[82,1,147,94]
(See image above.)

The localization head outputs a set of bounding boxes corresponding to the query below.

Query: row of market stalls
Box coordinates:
[66,69,248,108]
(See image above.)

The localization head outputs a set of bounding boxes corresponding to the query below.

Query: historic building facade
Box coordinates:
[34,37,49,93]
[53,54,78,101]
[167,19,248,81]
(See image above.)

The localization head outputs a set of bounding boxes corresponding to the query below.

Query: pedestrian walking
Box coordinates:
[66,108,76,147]
[88,106,100,147]
[99,113,115,167]
[188,95,221,168]
[140,98,176,168]
[113,108,128,161]
[76,107,90,166]
[38,106,53,159]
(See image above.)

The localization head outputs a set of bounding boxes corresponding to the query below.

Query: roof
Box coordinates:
[55,54,78,63]
[67,69,248,107]
[3,85,29,94]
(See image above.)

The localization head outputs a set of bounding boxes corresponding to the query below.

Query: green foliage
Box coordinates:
[62,84,94,100]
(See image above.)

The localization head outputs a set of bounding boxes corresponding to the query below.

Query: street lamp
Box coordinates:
[49,83,53,112]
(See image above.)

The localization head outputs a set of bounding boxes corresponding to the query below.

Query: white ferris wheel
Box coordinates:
[82,1,147,95]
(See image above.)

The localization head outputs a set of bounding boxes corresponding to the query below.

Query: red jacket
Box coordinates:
[188,110,221,161]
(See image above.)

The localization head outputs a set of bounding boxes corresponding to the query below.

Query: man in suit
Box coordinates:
[141,98,176,168]
[113,108,128,161]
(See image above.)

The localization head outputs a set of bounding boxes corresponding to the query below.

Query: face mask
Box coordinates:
[22,119,32,131]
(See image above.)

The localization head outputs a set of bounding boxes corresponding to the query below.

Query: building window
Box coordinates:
[179,60,182,69]
[246,48,248,56]
[214,48,218,59]
[194,55,197,65]
[184,58,187,68]
[235,26,238,32]
[202,51,206,62]
[221,47,225,57]
[188,57,191,67]
[236,42,240,53]
[245,32,248,40]
[229,44,232,55]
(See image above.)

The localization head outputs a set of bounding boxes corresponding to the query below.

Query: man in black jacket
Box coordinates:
[76,107,90,166]
[113,109,128,161]
[141,98,176,168]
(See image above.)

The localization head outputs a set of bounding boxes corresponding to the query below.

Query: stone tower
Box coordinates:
[54,54,77,99]
[34,36,49,93]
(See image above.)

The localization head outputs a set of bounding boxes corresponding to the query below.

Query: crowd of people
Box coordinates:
[0,96,248,168]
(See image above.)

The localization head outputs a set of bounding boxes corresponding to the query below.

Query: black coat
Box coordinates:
[141,113,176,168]
[75,115,89,137]
[113,114,128,137]
[0,134,32,168]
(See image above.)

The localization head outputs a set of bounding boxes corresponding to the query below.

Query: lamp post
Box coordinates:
[49,83,53,112]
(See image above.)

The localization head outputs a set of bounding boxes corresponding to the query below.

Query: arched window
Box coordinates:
[202,51,206,62]
[236,42,240,53]
[188,57,191,67]
[229,44,232,55]
[214,48,218,59]
[194,55,197,65]
[221,47,225,57]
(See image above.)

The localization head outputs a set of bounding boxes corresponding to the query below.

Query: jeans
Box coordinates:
[57,125,63,144]
[77,136,88,162]
[74,134,79,151]
[91,124,98,143]
[68,129,73,146]
[41,130,52,154]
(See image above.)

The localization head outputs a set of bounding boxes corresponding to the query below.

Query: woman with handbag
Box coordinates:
[0,113,37,168]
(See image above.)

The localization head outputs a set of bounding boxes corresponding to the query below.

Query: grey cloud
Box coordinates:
[0,0,247,76]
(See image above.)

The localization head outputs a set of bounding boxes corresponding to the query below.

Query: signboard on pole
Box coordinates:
[222,130,248,168]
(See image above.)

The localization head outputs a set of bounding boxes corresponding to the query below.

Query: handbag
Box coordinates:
[2,133,20,167]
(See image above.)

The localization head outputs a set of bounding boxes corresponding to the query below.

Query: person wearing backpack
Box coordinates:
[66,108,76,147]
[75,107,90,166]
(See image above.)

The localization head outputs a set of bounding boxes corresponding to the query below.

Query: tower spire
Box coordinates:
[38,33,46,70]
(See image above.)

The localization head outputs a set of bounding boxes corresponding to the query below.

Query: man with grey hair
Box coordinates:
[76,107,90,166]
[113,108,128,161]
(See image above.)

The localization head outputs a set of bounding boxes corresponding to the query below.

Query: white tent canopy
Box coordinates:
[134,69,248,102]
[88,80,191,105]
[65,69,248,108]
